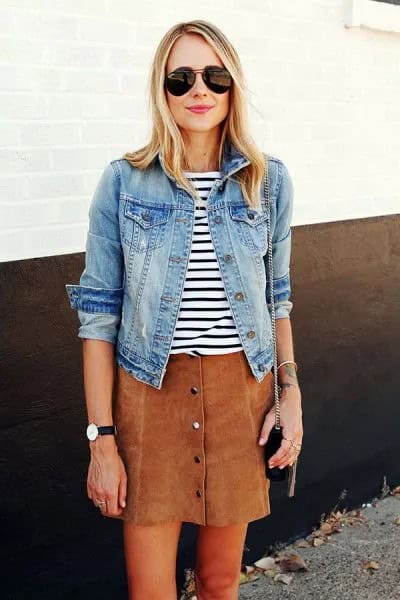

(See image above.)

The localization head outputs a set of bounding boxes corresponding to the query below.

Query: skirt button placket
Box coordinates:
[190,354,206,524]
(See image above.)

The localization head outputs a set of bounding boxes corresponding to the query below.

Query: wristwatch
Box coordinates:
[86,422,117,441]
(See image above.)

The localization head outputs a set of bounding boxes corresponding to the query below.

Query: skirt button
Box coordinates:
[192,421,200,430]
[196,489,202,497]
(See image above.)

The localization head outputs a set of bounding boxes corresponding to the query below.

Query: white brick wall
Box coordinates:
[1,0,399,261]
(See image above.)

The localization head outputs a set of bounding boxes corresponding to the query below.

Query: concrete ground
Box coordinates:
[179,487,400,599]
[238,490,400,600]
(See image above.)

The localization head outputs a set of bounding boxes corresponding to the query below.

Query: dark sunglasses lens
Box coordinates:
[205,68,232,93]
[166,68,232,96]
[166,70,194,96]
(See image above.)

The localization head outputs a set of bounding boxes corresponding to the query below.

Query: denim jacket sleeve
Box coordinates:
[65,161,124,344]
[264,159,294,319]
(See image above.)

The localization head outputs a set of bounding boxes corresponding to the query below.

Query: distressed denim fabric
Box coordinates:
[65,139,294,389]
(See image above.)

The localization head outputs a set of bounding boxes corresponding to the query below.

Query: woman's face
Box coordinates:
[165,33,230,137]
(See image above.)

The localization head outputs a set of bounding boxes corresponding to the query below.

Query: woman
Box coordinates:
[66,19,303,600]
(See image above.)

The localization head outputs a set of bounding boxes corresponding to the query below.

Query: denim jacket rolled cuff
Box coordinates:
[266,271,293,319]
[65,284,123,344]
[272,299,293,319]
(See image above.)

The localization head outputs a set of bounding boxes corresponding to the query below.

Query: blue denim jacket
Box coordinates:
[65,140,294,389]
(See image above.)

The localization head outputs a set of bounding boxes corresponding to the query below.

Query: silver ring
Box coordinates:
[95,498,106,507]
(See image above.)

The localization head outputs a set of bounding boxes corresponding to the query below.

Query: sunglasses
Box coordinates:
[165,65,232,96]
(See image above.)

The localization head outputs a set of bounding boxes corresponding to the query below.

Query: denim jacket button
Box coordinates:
[214,215,222,224]
[247,212,255,219]
[234,291,244,301]
[246,330,256,339]
[258,364,265,371]
[224,254,233,262]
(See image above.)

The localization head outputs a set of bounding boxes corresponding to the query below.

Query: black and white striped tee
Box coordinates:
[170,170,243,357]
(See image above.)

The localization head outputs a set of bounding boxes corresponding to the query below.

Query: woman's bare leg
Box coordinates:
[123,520,183,600]
[195,522,249,599]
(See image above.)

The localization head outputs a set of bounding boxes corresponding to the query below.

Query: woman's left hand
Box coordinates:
[258,384,303,469]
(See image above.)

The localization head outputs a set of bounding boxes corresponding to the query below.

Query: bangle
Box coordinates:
[277,360,298,372]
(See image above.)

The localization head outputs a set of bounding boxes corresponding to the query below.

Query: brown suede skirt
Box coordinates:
[111,349,274,527]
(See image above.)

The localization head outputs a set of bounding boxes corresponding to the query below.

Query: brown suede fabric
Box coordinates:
[111,350,274,526]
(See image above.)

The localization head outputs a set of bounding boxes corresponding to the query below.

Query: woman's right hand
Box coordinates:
[87,437,127,517]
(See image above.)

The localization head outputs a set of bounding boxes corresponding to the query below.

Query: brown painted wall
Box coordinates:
[1,213,399,598]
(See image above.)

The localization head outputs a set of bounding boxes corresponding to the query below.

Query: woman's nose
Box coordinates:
[191,71,208,94]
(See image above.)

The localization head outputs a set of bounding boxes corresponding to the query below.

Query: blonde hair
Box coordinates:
[123,19,265,209]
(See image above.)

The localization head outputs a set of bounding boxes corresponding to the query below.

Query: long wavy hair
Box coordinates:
[123,19,265,209]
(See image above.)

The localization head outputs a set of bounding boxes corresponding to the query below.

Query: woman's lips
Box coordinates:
[187,106,213,114]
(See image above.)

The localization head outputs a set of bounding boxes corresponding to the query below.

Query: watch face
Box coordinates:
[86,423,98,441]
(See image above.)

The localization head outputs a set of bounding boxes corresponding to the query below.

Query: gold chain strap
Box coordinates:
[263,153,298,498]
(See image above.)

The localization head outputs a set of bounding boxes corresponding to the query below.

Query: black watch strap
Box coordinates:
[98,425,117,436]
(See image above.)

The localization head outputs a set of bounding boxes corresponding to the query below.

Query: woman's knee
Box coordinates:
[195,568,240,599]
[194,522,248,599]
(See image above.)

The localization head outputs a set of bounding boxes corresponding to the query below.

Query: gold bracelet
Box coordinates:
[277,360,298,372]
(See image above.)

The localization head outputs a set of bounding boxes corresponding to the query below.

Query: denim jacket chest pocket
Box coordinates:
[121,195,171,253]
[228,205,269,254]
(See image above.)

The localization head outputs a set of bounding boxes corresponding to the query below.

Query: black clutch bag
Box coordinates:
[262,153,297,497]
[264,425,287,482]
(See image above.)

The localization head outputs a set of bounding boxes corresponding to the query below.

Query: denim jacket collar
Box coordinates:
[157,138,251,189]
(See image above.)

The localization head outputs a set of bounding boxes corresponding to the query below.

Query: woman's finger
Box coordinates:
[279,445,301,469]
[119,474,127,509]
[269,434,302,467]
[268,436,293,465]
